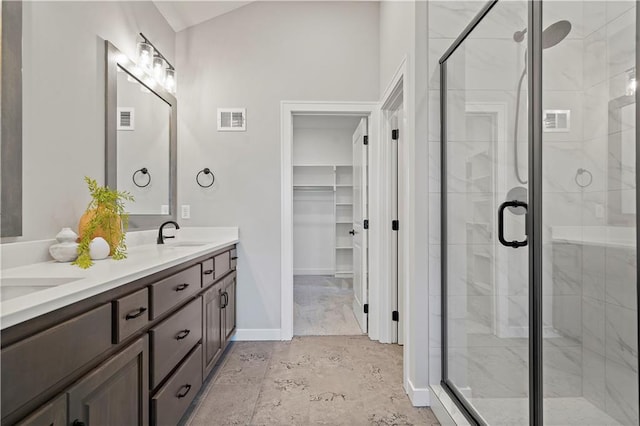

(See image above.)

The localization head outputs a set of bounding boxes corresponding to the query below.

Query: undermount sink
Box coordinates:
[164,242,208,248]
[0,277,82,302]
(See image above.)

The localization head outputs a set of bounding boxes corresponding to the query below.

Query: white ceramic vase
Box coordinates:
[89,237,110,260]
[49,227,79,262]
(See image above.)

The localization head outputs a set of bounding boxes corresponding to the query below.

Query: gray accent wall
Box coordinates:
[2,1,175,243]
[176,1,380,331]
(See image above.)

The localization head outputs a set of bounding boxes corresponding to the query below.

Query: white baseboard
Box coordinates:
[406,379,431,407]
[232,329,282,341]
[293,269,334,275]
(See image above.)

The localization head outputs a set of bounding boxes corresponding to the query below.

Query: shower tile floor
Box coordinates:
[294,275,363,336]
[452,333,624,425]
[472,397,621,425]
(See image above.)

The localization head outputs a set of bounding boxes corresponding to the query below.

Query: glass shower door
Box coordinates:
[440,1,531,423]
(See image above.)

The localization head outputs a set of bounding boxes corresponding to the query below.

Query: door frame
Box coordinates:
[380,81,404,345]
[280,101,379,341]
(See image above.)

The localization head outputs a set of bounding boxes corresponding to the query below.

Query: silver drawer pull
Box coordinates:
[175,329,191,340]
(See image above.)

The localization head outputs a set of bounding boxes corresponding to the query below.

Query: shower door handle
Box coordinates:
[498,200,528,248]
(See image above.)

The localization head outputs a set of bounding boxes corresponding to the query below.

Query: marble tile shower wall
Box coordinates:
[577,2,638,424]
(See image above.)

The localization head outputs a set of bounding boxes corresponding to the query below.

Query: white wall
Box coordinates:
[293,116,358,166]
[7,1,175,243]
[176,1,380,333]
[379,0,431,404]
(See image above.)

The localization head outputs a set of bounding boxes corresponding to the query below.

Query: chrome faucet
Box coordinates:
[157,221,180,244]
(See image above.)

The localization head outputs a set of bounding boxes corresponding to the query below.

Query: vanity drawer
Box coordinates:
[113,287,149,343]
[150,298,202,387]
[1,304,112,416]
[202,258,215,288]
[150,265,201,319]
[230,248,238,269]
[214,251,230,279]
[152,344,202,426]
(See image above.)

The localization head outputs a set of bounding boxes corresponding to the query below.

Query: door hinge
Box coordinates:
[364,304,369,314]
[391,129,399,140]
[363,219,369,230]
[392,220,399,231]
[392,311,399,322]
[363,135,368,145]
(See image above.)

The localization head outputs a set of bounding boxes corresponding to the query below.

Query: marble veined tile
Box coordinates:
[605,303,638,373]
[605,246,637,310]
[605,357,639,425]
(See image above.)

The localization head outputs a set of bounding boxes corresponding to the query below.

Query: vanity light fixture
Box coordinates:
[627,68,637,96]
[136,41,153,70]
[152,54,165,84]
[138,33,177,94]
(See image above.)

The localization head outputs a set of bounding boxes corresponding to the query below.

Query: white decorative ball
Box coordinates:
[89,237,110,260]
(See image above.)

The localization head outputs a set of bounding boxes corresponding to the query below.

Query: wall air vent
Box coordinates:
[543,109,570,132]
[217,108,246,132]
[117,107,135,131]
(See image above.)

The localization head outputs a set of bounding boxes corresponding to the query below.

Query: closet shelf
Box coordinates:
[336,246,353,250]
[293,185,334,190]
[336,203,353,206]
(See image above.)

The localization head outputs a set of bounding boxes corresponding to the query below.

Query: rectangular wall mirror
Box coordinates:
[608,94,636,225]
[105,41,177,229]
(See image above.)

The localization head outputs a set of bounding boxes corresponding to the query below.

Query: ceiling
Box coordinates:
[153,1,253,32]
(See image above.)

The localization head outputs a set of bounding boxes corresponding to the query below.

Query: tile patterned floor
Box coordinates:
[185,336,440,426]
[294,276,362,336]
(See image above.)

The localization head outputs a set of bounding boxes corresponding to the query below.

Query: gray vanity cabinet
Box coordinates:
[2,244,237,426]
[67,336,149,426]
[222,273,237,343]
[203,282,224,377]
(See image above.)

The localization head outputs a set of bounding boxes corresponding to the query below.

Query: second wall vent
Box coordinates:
[217,108,246,132]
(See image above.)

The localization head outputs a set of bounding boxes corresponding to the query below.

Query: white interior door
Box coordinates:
[389,110,400,344]
[352,117,368,333]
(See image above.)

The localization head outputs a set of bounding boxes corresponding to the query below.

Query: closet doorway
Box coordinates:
[291,115,367,336]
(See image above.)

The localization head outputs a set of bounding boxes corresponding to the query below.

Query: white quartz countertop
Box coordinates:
[0,227,238,330]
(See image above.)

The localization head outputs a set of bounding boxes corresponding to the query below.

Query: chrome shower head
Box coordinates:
[512,20,572,49]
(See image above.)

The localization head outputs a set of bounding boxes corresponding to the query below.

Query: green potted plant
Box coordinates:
[73,177,134,269]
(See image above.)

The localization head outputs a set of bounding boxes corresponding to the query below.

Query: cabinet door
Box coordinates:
[203,285,223,377]
[223,275,236,342]
[17,394,66,426]
[68,336,149,426]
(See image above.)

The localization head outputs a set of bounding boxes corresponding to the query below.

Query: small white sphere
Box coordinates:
[89,237,110,260]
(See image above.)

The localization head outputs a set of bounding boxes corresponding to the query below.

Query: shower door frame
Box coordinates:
[438,1,544,425]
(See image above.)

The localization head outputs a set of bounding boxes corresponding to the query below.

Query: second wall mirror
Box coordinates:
[105,40,177,229]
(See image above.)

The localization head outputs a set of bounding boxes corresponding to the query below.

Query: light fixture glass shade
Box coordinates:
[152,55,165,83]
[627,68,637,96]
[165,68,176,94]
[136,41,153,70]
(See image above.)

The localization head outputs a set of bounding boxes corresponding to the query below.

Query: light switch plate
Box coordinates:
[181,205,191,219]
